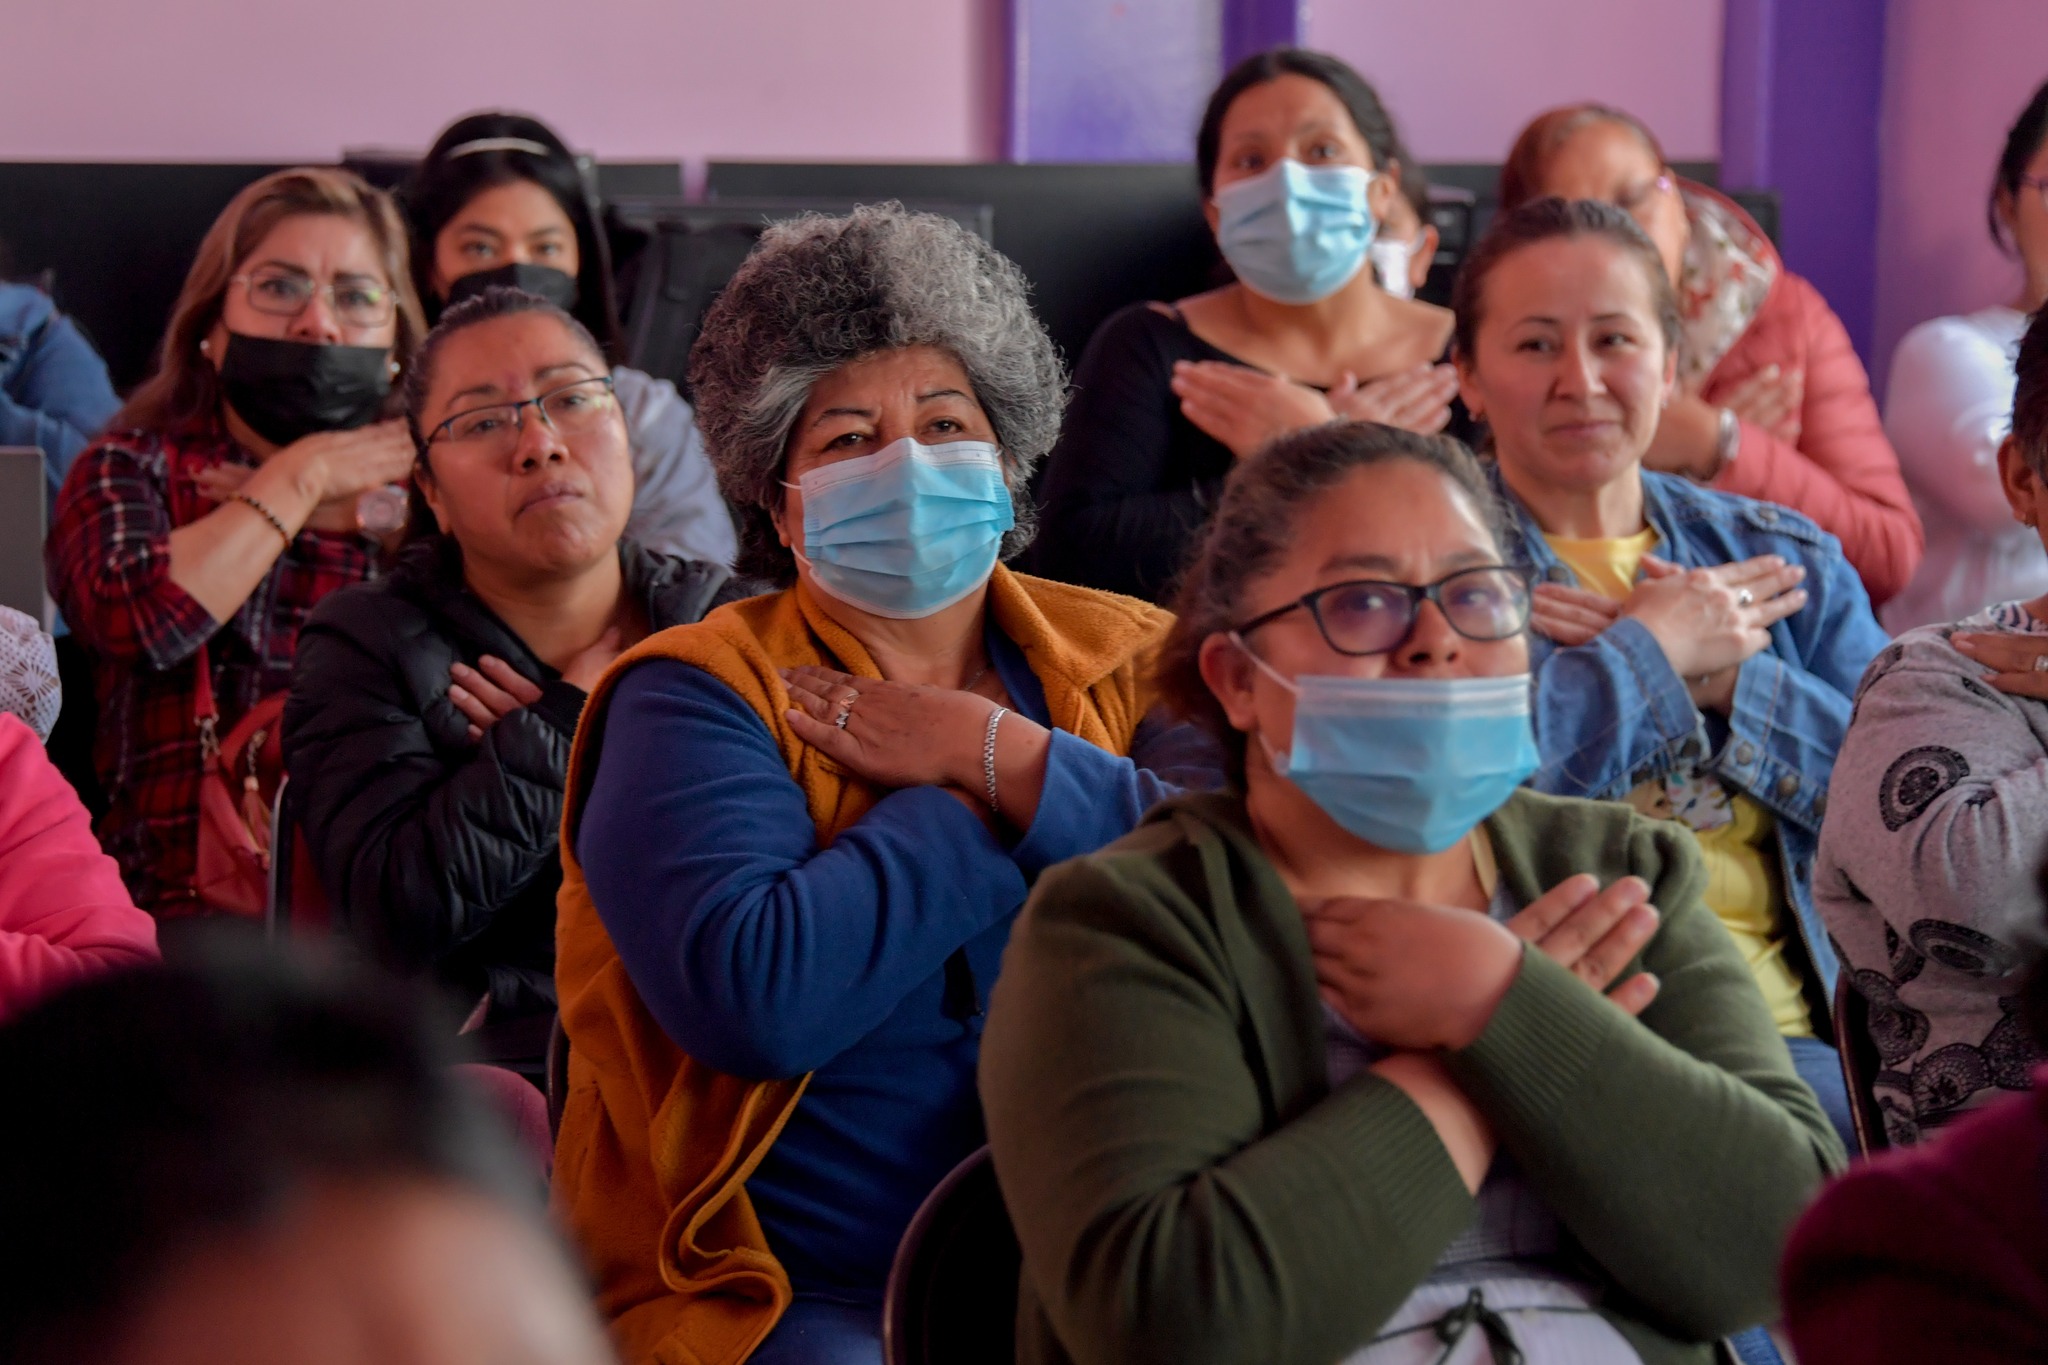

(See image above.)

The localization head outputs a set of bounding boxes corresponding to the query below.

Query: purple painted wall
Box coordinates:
[0,0,1007,163]
[1871,0,2048,395]
[1008,0,1223,161]
[1308,1,1723,162]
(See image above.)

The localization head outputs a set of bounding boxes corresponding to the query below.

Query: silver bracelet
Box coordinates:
[983,706,1007,813]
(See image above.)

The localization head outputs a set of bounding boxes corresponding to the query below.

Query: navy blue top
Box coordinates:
[577,622,1220,1302]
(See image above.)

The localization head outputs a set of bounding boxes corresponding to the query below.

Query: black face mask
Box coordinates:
[445,262,581,313]
[217,333,392,447]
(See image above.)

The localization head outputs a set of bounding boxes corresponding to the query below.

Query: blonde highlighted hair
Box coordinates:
[113,166,427,435]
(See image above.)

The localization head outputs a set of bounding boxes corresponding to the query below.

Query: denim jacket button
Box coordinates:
[1814,791,1828,818]
[1776,773,1801,798]
[1734,742,1757,766]
[1543,564,1574,584]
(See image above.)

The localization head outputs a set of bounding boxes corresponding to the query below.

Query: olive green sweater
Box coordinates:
[979,789,1844,1365]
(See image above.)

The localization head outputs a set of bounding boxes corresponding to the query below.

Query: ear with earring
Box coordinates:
[2025,509,2039,528]
[198,338,209,355]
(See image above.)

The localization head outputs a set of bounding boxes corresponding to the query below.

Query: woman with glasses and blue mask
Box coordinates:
[1032,47,1463,603]
[46,168,423,917]
[981,420,1842,1365]
[402,112,737,569]
[281,287,738,1074]
[1451,196,1889,1165]
[548,205,1219,1365]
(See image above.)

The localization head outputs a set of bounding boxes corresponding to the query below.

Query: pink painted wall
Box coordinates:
[1871,0,2048,394]
[1308,0,1724,162]
[0,0,1004,163]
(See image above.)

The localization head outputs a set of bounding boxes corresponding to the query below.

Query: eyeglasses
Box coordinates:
[427,375,619,452]
[1232,566,1533,656]
[232,267,397,329]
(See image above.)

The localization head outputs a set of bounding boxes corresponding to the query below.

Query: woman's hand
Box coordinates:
[1505,873,1661,1015]
[1952,631,2048,700]
[1721,364,1804,445]
[447,656,542,743]
[782,665,1000,791]
[1530,583,1622,646]
[1170,360,1336,459]
[1303,897,1523,1051]
[192,462,255,504]
[1624,553,1806,696]
[1328,363,1459,434]
[279,420,417,506]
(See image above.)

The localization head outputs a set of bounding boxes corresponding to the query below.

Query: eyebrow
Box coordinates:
[1319,548,1495,575]
[1510,311,1639,327]
[442,361,602,409]
[804,389,976,430]
[248,260,384,286]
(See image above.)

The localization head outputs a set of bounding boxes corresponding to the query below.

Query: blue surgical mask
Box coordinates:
[1214,159,1377,305]
[1238,642,1539,854]
[785,437,1014,620]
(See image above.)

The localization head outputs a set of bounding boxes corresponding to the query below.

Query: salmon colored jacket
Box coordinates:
[550,566,1165,1365]
[1688,184,1923,606]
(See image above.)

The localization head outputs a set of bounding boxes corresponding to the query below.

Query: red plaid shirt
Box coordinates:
[46,424,380,914]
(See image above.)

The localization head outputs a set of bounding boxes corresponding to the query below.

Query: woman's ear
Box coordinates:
[1198,632,1261,735]
[414,454,447,527]
[1408,224,1440,292]
[1454,349,1483,423]
[1202,196,1221,237]
[1368,171,1399,223]
[1998,435,2046,531]
[1997,187,2020,247]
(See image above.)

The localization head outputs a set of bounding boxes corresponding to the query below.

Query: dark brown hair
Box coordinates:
[112,167,425,436]
[1156,422,1501,781]
[1196,48,1403,197]
[1450,196,1682,363]
[1498,103,1668,216]
[1993,81,2048,255]
[2012,304,2048,476]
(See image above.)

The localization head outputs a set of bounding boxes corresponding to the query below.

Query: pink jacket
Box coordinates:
[1691,186,1925,607]
[0,713,156,1020]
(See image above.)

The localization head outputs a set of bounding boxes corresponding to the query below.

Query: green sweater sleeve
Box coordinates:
[979,842,1473,1365]
[1446,814,1846,1341]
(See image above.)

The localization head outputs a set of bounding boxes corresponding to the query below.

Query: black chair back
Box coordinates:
[1832,973,1891,1156]
[882,1146,1018,1365]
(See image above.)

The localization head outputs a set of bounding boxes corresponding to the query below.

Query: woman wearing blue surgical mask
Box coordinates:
[1032,47,1462,603]
[550,205,1220,1365]
[1453,197,1889,1162]
[981,420,1843,1365]
[403,112,737,569]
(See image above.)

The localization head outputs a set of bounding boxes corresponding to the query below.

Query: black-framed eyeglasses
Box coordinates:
[231,267,396,329]
[1232,566,1533,656]
[427,375,618,452]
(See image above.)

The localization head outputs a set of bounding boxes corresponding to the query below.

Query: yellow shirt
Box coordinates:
[1543,529,1814,1037]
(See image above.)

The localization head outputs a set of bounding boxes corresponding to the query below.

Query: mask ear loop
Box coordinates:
[1228,630,1299,774]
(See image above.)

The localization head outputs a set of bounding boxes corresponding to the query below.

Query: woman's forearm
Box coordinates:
[166,456,321,621]
[1371,1052,1494,1193]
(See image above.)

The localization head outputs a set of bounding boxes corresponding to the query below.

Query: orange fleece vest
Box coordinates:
[552,567,1167,1365]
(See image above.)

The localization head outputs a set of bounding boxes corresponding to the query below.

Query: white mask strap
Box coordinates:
[1229,631,1300,694]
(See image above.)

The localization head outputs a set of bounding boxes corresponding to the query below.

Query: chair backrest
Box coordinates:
[608,197,994,395]
[265,775,334,939]
[0,448,48,625]
[1832,973,1891,1156]
[882,1146,1019,1365]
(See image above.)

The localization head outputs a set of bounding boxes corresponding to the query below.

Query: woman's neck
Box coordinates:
[1231,273,1386,348]
[1499,458,1648,540]
[2014,266,2048,316]
[1244,763,1484,909]
[796,576,990,688]
[221,404,280,461]
[465,548,627,672]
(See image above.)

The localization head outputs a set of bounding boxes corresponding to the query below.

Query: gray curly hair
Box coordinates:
[687,203,1068,583]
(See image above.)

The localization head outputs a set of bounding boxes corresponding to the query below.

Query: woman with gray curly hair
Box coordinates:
[548,205,1220,1365]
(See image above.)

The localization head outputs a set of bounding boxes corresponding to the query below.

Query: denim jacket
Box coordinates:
[1493,466,1890,1010]
[0,283,120,512]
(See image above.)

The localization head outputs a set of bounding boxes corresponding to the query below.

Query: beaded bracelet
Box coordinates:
[231,491,292,548]
[983,706,1008,813]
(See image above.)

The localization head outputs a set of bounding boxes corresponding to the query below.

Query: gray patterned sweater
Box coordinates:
[1815,602,2048,1144]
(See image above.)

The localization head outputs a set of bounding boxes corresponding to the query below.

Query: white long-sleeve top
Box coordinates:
[614,365,739,569]
[1882,305,2045,632]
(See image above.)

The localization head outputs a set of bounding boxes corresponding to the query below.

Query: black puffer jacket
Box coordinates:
[284,535,743,1020]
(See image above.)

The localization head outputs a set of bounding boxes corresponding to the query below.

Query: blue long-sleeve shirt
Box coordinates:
[577,622,1219,1302]
[0,283,119,512]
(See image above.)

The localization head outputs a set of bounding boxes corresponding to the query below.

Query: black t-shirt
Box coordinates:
[1030,302,1473,604]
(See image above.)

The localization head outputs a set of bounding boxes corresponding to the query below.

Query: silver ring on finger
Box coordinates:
[833,705,852,729]
[1736,588,1755,607]
[2032,655,2048,674]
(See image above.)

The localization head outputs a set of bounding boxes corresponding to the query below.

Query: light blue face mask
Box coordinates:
[1237,642,1540,854]
[1213,159,1378,305]
[786,437,1015,620]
